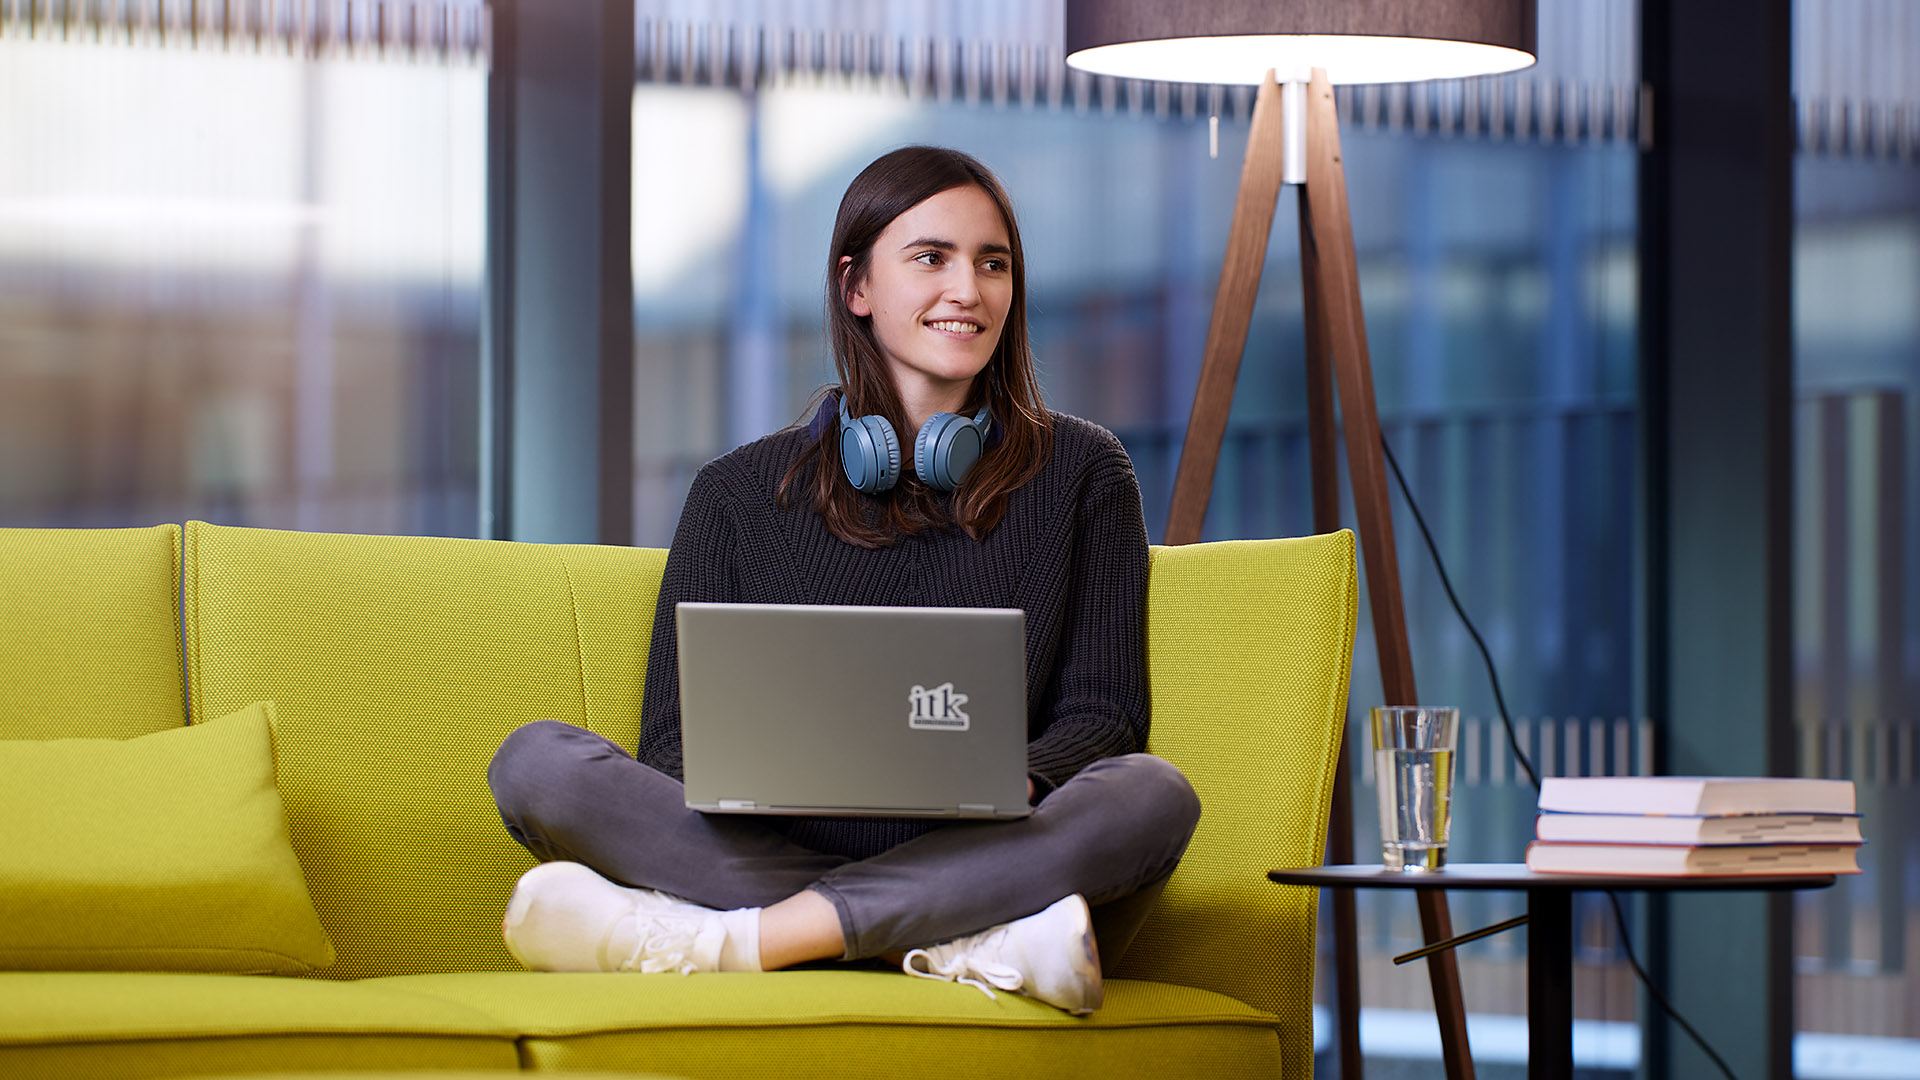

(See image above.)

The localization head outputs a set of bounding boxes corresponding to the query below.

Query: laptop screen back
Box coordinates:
[675,602,1030,819]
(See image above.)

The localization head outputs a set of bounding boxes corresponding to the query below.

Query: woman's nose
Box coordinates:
[945,267,982,305]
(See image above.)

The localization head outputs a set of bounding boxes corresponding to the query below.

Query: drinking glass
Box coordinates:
[1371,706,1460,871]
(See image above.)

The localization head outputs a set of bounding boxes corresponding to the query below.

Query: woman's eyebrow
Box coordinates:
[900,236,1014,257]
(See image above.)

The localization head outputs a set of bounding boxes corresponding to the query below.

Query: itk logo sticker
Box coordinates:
[908,682,970,731]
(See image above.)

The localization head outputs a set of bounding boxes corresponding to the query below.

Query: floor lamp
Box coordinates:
[1066,6,1537,1080]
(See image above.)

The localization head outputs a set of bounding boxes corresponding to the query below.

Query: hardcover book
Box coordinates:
[1536,776,1856,817]
[1534,812,1862,846]
[1525,841,1861,877]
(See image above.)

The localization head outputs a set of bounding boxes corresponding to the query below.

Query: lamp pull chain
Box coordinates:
[1207,83,1222,159]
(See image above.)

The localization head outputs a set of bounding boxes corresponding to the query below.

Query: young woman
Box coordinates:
[485,146,1200,1015]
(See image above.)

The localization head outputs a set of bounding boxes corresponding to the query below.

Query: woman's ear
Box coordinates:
[839,256,872,318]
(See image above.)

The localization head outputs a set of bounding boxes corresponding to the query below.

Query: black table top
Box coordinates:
[1268,862,1839,892]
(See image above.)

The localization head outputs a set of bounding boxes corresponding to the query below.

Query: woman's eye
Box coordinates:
[984,258,1009,272]
[914,251,943,266]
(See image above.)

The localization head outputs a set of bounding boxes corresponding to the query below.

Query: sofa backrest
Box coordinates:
[0,525,186,740]
[183,521,664,981]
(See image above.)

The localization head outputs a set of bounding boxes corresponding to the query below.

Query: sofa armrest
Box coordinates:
[1114,531,1358,1073]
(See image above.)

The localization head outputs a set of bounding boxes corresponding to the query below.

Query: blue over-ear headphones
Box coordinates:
[837,391,994,494]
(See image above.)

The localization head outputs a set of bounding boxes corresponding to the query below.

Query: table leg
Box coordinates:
[1527,888,1574,1080]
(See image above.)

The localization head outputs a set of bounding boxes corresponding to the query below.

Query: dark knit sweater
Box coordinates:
[637,405,1150,861]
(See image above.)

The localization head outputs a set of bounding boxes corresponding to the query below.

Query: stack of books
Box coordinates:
[1525,776,1863,876]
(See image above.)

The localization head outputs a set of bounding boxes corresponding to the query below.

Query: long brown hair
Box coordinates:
[776,146,1053,549]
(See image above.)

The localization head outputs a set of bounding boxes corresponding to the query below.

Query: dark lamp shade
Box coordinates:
[1065,0,1537,86]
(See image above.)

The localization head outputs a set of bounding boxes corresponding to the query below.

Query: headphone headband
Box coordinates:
[830,388,995,494]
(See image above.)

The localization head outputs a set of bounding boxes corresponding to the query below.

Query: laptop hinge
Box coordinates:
[717,799,757,811]
[958,803,996,815]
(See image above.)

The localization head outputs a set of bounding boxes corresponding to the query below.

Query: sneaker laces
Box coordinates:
[901,926,1025,1001]
[613,912,704,975]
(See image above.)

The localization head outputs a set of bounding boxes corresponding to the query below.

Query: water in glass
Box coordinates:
[1375,746,1454,870]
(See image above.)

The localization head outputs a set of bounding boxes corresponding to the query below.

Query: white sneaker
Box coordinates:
[502,861,725,974]
[901,894,1103,1015]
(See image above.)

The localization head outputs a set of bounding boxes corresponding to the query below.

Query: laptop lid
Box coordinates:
[676,602,1030,819]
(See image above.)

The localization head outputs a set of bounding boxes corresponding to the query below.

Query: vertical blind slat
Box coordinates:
[616,0,1642,146]
[10,0,1917,159]
[0,0,485,62]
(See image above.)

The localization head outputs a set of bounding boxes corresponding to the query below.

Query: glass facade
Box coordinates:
[1791,136,1920,1080]
[0,36,484,536]
[1790,1,1920,1072]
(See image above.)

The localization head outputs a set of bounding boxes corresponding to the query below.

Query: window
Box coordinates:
[0,25,484,536]
[1791,1,1920,1071]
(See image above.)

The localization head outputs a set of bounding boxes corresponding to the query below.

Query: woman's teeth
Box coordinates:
[928,320,981,335]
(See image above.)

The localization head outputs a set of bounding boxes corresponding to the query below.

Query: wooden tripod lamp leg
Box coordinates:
[1298,67,1475,1080]
[1163,73,1287,547]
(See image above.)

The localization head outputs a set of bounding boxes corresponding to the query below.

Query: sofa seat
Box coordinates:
[0,972,518,1078]
[1,970,1283,1078]
[386,970,1282,1077]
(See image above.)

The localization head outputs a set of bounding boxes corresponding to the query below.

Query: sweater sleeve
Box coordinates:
[1024,439,1151,796]
[637,464,740,779]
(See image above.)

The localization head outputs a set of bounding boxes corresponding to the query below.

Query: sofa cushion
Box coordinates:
[0,972,1280,1080]
[0,701,335,974]
[183,522,665,981]
[0,524,185,739]
[381,970,1284,1077]
[210,1073,684,1080]
[0,972,517,1078]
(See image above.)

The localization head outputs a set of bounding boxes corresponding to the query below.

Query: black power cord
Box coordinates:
[1377,431,1740,1080]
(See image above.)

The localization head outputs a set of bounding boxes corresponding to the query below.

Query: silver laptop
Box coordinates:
[676,602,1031,819]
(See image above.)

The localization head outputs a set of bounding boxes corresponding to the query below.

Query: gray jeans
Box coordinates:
[486,719,1201,966]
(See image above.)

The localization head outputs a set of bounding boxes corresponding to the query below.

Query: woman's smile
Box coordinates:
[926,317,986,340]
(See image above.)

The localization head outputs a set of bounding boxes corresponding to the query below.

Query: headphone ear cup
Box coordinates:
[916,412,986,492]
[836,391,903,494]
[840,405,883,490]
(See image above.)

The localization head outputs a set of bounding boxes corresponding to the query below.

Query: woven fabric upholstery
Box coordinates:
[183,522,666,981]
[0,1037,510,1080]
[0,972,517,1077]
[0,524,185,739]
[212,1073,681,1080]
[181,519,1355,1077]
[383,970,1282,1078]
[0,971,510,1043]
[0,701,334,974]
[1112,531,1358,1080]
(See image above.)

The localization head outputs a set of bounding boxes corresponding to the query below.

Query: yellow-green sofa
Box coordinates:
[0,521,1357,1079]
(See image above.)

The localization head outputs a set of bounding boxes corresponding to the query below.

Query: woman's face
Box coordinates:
[842,184,1014,403]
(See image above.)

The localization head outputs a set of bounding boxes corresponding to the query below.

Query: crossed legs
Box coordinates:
[486,719,1200,969]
